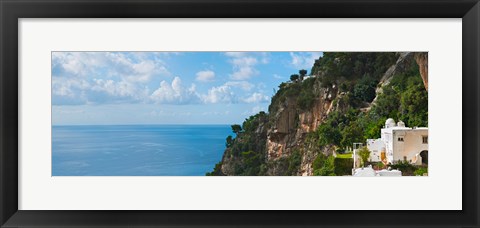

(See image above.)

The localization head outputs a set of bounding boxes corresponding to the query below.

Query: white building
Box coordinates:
[366,138,383,162]
[366,118,428,165]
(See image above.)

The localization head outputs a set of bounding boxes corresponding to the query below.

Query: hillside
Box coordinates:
[207,52,428,176]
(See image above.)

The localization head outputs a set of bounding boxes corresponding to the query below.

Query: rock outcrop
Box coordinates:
[414,53,428,91]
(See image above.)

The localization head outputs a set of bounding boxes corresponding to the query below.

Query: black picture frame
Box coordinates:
[1,0,479,227]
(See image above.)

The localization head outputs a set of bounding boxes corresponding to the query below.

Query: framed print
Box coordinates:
[1,0,479,227]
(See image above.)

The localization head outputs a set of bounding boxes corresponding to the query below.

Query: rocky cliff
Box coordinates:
[414,53,428,91]
[209,52,428,176]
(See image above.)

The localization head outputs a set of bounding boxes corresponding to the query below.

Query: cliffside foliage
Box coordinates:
[334,157,354,176]
[312,54,428,152]
[208,112,269,176]
[312,154,353,176]
[312,154,336,176]
[311,52,397,88]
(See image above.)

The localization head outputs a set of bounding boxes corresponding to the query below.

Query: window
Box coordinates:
[422,136,428,144]
[398,137,404,142]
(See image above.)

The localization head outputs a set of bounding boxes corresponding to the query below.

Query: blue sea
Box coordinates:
[52,125,232,176]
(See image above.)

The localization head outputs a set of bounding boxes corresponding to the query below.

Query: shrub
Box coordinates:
[313,155,336,176]
[298,77,317,111]
[414,167,428,176]
[298,92,315,111]
[240,150,263,176]
[373,161,385,170]
[353,75,378,103]
[225,135,233,148]
[334,158,354,176]
[312,153,327,171]
[390,161,418,176]
[357,147,371,166]
[285,150,302,176]
[206,162,223,176]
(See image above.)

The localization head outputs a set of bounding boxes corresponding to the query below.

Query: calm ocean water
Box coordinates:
[52,125,232,176]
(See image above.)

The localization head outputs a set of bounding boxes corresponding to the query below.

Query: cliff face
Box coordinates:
[265,82,340,175]
[212,52,427,176]
[414,53,428,91]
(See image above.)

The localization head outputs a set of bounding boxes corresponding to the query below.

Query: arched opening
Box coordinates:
[420,150,428,165]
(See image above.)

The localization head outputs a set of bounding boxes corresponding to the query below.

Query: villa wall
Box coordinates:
[392,129,428,163]
[366,139,383,162]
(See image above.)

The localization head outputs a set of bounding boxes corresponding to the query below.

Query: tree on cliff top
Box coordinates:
[299,69,307,81]
[231,124,243,135]
[290,74,299,82]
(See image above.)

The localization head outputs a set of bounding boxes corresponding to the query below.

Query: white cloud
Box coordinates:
[202,85,236,104]
[105,52,170,82]
[52,77,89,97]
[195,70,216,82]
[52,52,172,105]
[243,92,270,103]
[273,74,283,79]
[230,67,257,80]
[260,52,270,64]
[243,105,266,116]
[252,105,265,113]
[128,61,157,82]
[52,52,106,76]
[92,79,138,98]
[224,81,254,91]
[225,52,247,58]
[226,53,260,80]
[150,77,200,104]
[289,52,323,70]
[231,56,257,66]
[87,78,150,105]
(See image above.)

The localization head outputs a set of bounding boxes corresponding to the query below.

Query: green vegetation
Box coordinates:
[290,74,299,82]
[335,153,352,159]
[334,157,354,176]
[237,150,264,176]
[286,150,302,176]
[353,75,377,103]
[299,69,307,80]
[206,161,223,176]
[390,161,418,176]
[414,167,428,176]
[209,112,269,176]
[312,153,327,172]
[312,153,353,176]
[373,161,385,170]
[313,154,336,176]
[231,124,243,135]
[311,52,397,88]
[299,69,307,77]
[371,64,428,127]
[357,147,371,166]
[297,77,317,111]
[225,135,233,148]
[242,111,267,132]
[269,76,317,114]
[311,53,427,152]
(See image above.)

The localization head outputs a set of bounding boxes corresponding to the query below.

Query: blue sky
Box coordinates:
[52,52,323,125]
